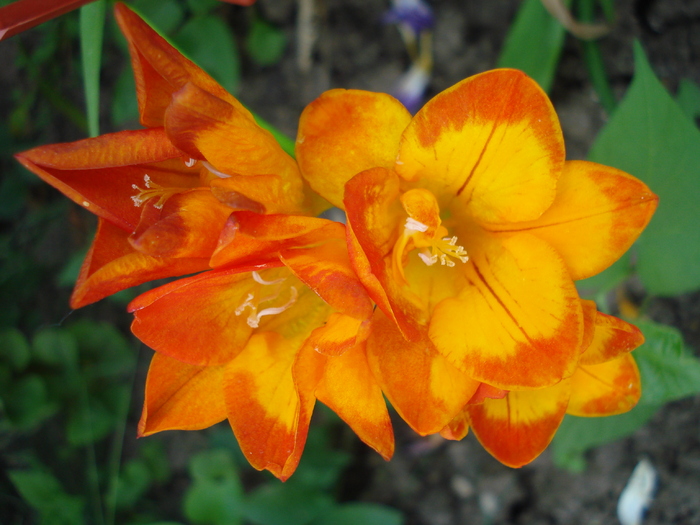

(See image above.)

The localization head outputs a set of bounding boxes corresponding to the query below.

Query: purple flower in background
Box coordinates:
[383,0,434,34]
[394,62,431,114]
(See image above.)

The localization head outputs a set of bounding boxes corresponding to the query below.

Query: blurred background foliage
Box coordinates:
[1,0,700,523]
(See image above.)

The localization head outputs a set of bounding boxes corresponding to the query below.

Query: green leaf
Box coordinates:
[66,397,117,446]
[111,66,140,127]
[9,469,85,525]
[186,0,221,15]
[0,328,31,372]
[552,403,659,472]
[112,459,153,510]
[633,320,700,404]
[588,42,700,295]
[184,449,244,525]
[576,251,631,299]
[246,19,287,66]
[174,15,241,94]
[314,503,404,525]
[32,328,78,368]
[80,0,107,137]
[130,0,185,34]
[676,78,700,124]
[243,484,334,525]
[497,0,570,92]
[2,374,59,428]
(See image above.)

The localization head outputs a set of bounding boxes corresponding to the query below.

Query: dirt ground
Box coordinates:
[3,0,700,524]
[238,1,700,524]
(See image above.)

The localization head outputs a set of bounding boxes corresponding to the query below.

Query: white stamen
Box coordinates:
[405,217,429,232]
[235,293,256,316]
[185,158,197,167]
[252,271,286,286]
[202,161,232,179]
[82,201,90,207]
[247,287,298,328]
[418,252,438,266]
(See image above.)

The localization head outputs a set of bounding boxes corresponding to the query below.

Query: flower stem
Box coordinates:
[577,0,616,115]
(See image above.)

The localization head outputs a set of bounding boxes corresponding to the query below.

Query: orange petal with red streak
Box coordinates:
[397,69,564,224]
[138,353,226,437]
[71,218,209,308]
[467,379,571,467]
[430,232,582,389]
[15,128,187,231]
[366,310,479,436]
[486,161,658,280]
[567,353,641,416]
[580,312,645,365]
[114,3,244,127]
[224,332,313,480]
[297,89,411,208]
[439,410,470,441]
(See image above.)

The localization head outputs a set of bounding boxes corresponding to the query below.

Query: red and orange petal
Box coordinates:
[467,379,571,468]
[486,161,658,281]
[138,353,226,437]
[129,189,232,258]
[439,410,470,441]
[224,332,313,480]
[396,69,564,224]
[366,310,480,436]
[580,312,645,366]
[296,89,412,209]
[344,167,425,340]
[165,82,306,214]
[72,218,209,308]
[14,128,189,232]
[296,342,394,460]
[114,3,247,128]
[430,232,583,390]
[567,353,641,417]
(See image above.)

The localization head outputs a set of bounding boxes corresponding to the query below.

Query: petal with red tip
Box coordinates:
[467,379,571,467]
[15,129,188,231]
[297,89,411,208]
[567,354,641,416]
[166,82,305,213]
[580,312,645,365]
[467,383,508,405]
[430,232,582,389]
[439,410,470,441]
[138,353,226,437]
[130,189,231,258]
[486,161,658,280]
[301,313,365,357]
[224,332,312,480]
[114,3,244,127]
[366,310,479,435]
[579,299,598,356]
[397,69,564,224]
[296,342,394,460]
[71,218,209,308]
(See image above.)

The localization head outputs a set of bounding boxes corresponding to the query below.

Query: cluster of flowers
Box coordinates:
[16,4,658,480]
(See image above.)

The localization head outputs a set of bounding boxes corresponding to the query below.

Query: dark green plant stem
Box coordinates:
[578,0,616,115]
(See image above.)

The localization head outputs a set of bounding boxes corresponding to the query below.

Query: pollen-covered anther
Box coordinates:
[417,235,469,268]
[404,217,429,233]
[130,174,182,209]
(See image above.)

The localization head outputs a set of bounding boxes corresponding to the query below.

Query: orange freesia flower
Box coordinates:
[296,69,657,465]
[15,4,309,308]
[131,212,391,480]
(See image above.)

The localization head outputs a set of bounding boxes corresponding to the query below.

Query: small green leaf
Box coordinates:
[246,19,287,66]
[184,449,243,525]
[676,78,700,124]
[314,503,404,525]
[112,459,152,510]
[9,469,85,525]
[66,397,117,446]
[633,320,700,404]
[589,42,700,295]
[497,0,570,92]
[80,0,107,137]
[130,0,185,34]
[0,328,31,372]
[32,328,78,368]
[174,15,241,94]
[243,484,334,525]
[186,0,221,15]
[2,374,59,428]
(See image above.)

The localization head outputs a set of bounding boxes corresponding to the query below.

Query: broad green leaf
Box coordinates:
[589,42,700,295]
[633,320,700,404]
[314,503,404,525]
[9,469,85,525]
[676,78,700,124]
[130,0,185,34]
[32,328,78,368]
[184,449,243,525]
[552,403,659,472]
[186,0,220,15]
[246,19,287,66]
[174,15,241,94]
[80,0,106,137]
[2,374,59,428]
[243,484,334,525]
[0,328,31,371]
[497,0,570,92]
[66,397,117,446]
